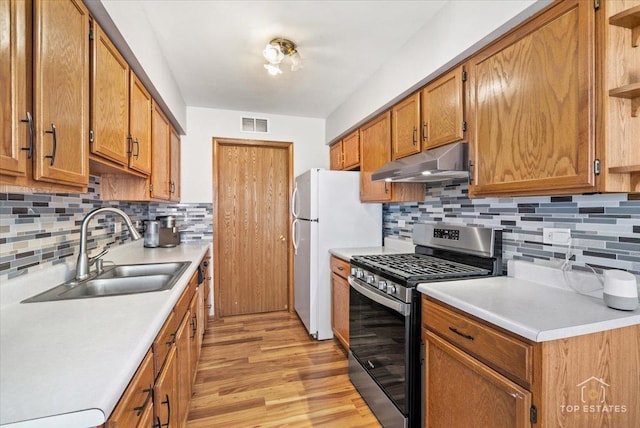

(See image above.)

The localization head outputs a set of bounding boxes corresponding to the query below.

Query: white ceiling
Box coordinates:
[135,0,448,119]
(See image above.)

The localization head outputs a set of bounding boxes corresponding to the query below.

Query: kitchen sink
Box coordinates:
[22,261,191,303]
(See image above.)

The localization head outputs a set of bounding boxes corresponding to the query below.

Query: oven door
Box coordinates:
[348,276,411,415]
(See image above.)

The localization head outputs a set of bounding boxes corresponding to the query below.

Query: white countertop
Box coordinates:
[417,260,640,342]
[330,236,415,261]
[0,241,210,427]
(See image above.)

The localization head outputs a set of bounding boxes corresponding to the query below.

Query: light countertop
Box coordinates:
[417,260,640,342]
[330,236,415,261]
[0,241,210,427]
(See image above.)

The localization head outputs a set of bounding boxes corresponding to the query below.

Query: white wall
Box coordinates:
[180,107,327,203]
[325,0,552,143]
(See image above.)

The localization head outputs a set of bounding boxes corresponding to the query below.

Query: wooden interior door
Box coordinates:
[214,138,292,317]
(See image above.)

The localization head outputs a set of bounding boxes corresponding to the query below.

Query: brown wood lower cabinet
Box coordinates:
[104,253,207,428]
[422,296,640,428]
[330,256,350,349]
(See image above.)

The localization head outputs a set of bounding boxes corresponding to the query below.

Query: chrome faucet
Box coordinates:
[75,207,142,281]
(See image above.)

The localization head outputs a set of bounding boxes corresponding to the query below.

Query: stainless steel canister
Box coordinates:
[144,220,160,248]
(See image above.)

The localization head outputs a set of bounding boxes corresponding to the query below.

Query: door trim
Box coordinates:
[212,137,294,318]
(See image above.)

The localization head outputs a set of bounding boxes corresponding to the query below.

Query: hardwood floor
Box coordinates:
[186,311,381,427]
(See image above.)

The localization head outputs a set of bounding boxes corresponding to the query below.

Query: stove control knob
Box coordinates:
[386,284,397,295]
[366,275,375,285]
[378,281,387,291]
[356,269,364,279]
[350,267,357,276]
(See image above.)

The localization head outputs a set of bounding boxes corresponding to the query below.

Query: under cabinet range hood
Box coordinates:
[372,142,469,183]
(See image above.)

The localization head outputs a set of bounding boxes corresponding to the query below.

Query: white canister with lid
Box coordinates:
[603,269,638,311]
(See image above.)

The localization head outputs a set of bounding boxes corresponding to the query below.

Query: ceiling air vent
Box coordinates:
[242,117,269,133]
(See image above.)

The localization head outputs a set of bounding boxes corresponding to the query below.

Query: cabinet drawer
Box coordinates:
[105,350,154,428]
[330,256,350,279]
[422,297,532,387]
[153,311,176,378]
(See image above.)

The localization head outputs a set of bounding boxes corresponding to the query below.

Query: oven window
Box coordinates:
[349,285,408,413]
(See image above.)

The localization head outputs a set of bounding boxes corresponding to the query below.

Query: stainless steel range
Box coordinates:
[348,223,502,428]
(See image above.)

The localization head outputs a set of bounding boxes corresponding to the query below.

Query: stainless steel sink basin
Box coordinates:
[99,262,187,278]
[22,261,191,303]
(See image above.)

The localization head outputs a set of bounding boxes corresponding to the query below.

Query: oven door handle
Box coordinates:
[348,276,410,316]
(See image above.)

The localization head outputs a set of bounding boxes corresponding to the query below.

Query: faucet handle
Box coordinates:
[89,248,109,265]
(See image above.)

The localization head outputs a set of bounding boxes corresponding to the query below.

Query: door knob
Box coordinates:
[279,235,286,241]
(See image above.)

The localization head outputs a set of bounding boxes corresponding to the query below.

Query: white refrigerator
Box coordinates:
[292,168,382,340]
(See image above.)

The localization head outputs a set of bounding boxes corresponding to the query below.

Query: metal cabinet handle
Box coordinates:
[44,123,57,166]
[166,332,176,346]
[449,326,474,341]
[161,394,171,427]
[133,139,140,159]
[154,416,162,428]
[20,112,34,159]
[384,182,389,194]
[422,121,427,143]
[133,386,153,416]
[412,126,417,146]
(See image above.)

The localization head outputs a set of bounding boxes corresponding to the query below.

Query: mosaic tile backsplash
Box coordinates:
[0,176,213,281]
[384,179,640,275]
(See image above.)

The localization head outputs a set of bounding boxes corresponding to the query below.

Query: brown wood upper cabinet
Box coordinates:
[128,72,152,176]
[329,130,360,171]
[359,111,424,202]
[329,140,343,170]
[421,65,466,150]
[32,0,90,187]
[90,20,130,168]
[0,0,30,179]
[170,127,181,201]
[467,0,596,197]
[391,92,421,159]
[151,102,171,200]
[1,0,89,192]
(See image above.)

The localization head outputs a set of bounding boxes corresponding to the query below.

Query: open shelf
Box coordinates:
[609,82,640,117]
[610,5,640,47]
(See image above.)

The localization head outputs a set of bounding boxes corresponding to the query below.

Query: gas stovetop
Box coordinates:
[351,253,491,282]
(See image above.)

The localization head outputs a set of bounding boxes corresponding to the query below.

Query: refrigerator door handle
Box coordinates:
[291,184,299,218]
[292,218,299,255]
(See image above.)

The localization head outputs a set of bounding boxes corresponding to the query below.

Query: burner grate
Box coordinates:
[355,254,490,279]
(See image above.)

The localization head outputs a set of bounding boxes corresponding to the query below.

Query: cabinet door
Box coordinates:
[129,72,152,175]
[424,330,531,428]
[154,346,178,428]
[105,351,154,428]
[421,65,465,149]
[468,0,596,197]
[169,127,181,201]
[151,103,171,200]
[33,0,89,186]
[331,273,349,349]
[175,311,192,427]
[342,130,360,169]
[360,111,392,202]
[0,0,30,178]
[329,141,343,170]
[391,92,420,159]
[90,20,129,166]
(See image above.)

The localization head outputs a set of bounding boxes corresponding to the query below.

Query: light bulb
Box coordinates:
[263,44,283,64]
[290,51,304,71]
[264,63,282,76]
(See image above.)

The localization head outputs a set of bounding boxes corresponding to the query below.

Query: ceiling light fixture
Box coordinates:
[263,38,303,76]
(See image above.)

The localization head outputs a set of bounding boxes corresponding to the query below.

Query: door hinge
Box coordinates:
[462,70,468,82]
[530,405,538,424]
[149,183,153,193]
[594,0,600,10]
[89,28,94,40]
[462,121,467,132]
[594,159,601,176]
[89,130,94,144]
